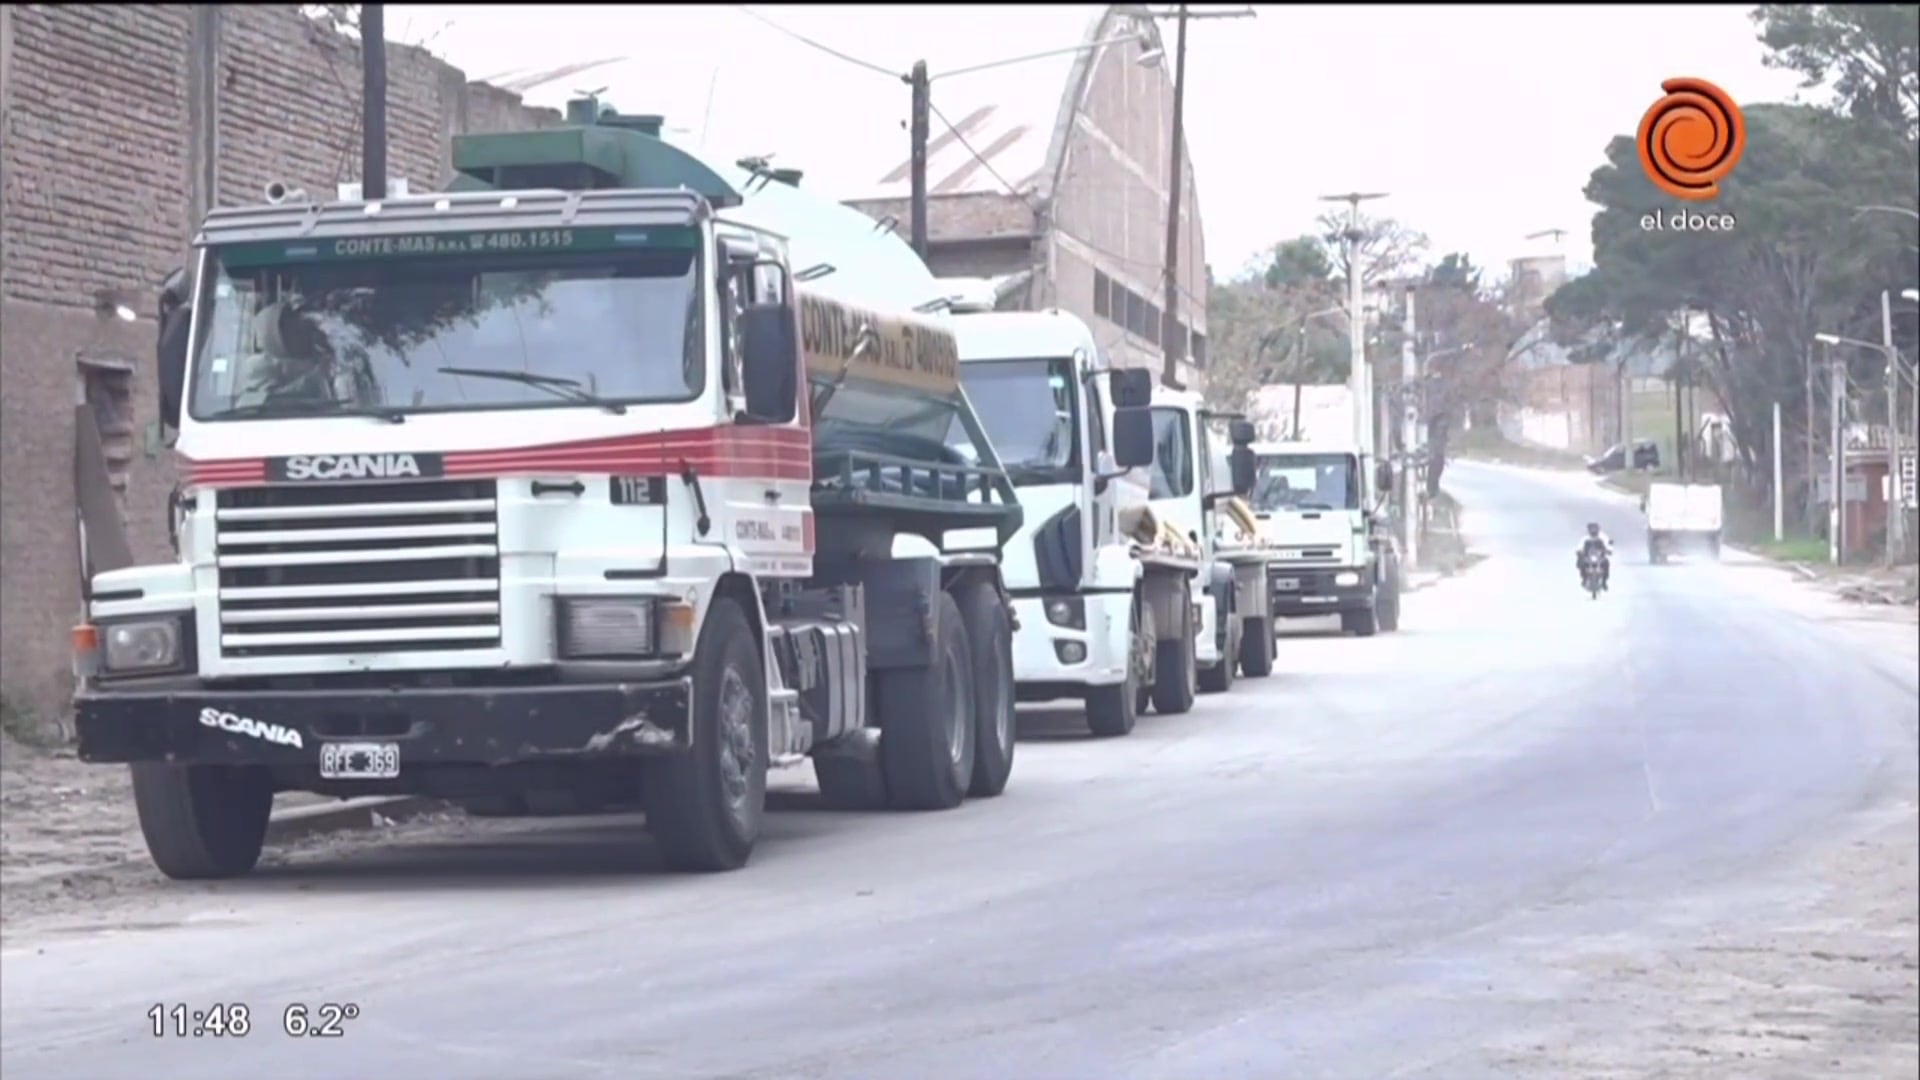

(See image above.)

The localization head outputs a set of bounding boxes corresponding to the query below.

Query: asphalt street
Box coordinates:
[2,462,1915,1079]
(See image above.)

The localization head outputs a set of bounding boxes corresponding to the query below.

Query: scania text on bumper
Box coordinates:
[74,679,694,770]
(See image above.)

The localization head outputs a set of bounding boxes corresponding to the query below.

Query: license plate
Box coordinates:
[319,741,400,780]
[1274,578,1300,591]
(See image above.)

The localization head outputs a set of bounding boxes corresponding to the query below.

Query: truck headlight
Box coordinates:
[101,617,186,674]
[1043,597,1085,630]
[1333,571,1361,588]
[558,598,657,659]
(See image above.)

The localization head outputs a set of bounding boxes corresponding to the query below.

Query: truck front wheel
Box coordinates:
[1238,617,1275,677]
[878,591,977,811]
[1086,594,1150,737]
[955,580,1016,799]
[130,762,273,880]
[643,597,767,872]
[1151,597,1197,715]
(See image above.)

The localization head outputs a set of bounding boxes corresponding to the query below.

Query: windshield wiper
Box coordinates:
[436,367,627,415]
[209,399,405,424]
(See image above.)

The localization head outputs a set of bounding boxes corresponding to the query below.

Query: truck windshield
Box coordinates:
[951,357,1080,484]
[187,231,704,422]
[1250,453,1359,512]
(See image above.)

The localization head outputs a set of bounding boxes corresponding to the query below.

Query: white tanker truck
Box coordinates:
[70,99,1025,877]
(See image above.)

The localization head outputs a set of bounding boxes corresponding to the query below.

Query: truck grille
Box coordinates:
[214,480,502,659]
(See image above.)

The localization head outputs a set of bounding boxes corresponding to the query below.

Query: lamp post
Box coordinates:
[1817,322,1909,562]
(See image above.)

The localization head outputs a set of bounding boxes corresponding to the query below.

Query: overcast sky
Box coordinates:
[388,4,1808,283]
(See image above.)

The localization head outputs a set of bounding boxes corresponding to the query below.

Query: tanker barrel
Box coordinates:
[797,289,1022,548]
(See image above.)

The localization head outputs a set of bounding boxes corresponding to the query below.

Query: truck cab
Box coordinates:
[1139,387,1264,693]
[944,304,1199,738]
[1248,440,1402,637]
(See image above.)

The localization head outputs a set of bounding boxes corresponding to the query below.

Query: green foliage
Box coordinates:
[1752,4,1919,129]
[1553,8,1918,484]
[1263,236,1333,290]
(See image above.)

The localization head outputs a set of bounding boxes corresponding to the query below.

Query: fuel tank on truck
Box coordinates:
[447,97,1015,546]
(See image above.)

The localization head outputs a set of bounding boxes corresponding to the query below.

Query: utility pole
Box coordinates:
[1883,289,1903,562]
[1673,317,1687,482]
[361,4,387,201]
[1400,284,1419,568]
[1154,4,1253,389]
[1830,348,1846,565]
[1320,192,1389,480]
[907,60,930,259]
[1804,345,1816,533]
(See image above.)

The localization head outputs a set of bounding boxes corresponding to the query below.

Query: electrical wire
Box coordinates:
[732,5,903,80]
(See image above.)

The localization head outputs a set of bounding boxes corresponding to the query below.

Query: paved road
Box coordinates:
[3,463,1915,1078]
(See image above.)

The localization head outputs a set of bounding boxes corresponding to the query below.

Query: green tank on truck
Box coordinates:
[70,97,1026,879]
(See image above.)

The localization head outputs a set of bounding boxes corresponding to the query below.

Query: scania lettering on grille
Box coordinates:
[270,453,446,482]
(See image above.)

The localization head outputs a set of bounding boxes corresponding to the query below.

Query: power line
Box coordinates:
[732,5,901,80]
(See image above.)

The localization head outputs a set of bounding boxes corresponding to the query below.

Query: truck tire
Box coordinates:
[1708,534,1722,561]
[1342,602,1379,638]
[1647,531,1664,565]
[1087,594,1151,737]
[1238,616,1275,677]
[955,580,1016,799]
[643,597,766,872]
[1376,566,1402,634]
[1198,597,1236,695]
[1151,597,1197,715]
[130,762,273,880]
[878,591,976,811]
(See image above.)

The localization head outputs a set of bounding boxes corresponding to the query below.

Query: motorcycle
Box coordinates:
[1579,550,1607,599]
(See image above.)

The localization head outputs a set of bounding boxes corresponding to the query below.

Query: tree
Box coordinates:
[1553,100,1915,497]
[1404,255,1520,495]
[1314,210,1430,296]
[1263,236,1333,290]
[1752,4,1919,132]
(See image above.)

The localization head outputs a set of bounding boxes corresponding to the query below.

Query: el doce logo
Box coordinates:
[1636,77,1746,201]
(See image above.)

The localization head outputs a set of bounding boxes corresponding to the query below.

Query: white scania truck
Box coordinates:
[71,102,1027,877]
[943,300,1252,737]
[1247,439,1403,637]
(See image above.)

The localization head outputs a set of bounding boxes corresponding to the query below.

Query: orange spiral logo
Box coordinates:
[1636,77,1746,201]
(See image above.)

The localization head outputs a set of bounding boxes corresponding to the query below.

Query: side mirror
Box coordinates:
[1375,461,1394,494]
[1228,419,1256,446]
[739,303,799,424]
[1109,367,1152,409]
[1229,446,1256,497]
[1111,406,1155,469]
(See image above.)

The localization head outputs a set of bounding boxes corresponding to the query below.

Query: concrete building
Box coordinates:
[842,5,1210,388]
[0,5,554,716]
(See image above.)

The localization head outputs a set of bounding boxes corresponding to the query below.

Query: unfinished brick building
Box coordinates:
[0,5,556,717]
[843,5,1210,388]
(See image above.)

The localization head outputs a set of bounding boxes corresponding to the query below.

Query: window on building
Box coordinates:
[1191,332,1208,368]
[1124,290,1145,337]
[1109,278,1127,325]
[1145,303,1160,345]
[1169,317,1187,358]
[1093,270,1111,319]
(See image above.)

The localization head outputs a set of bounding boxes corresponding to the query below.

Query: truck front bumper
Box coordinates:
[1268,568,1374,618]
[74,678,694,768]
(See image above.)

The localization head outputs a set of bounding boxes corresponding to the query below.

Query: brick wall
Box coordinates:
[0,4,558,714]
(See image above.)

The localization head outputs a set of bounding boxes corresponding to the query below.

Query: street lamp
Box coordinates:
[1816,329,1909,563]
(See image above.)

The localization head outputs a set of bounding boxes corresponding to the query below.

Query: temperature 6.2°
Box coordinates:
[283,1003,360,1037]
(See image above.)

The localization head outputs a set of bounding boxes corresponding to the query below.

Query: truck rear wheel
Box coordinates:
[955,580,1016,799]
[643,597,766,872]
[1238,616,1274,677]
[1151,598,1197,715]
[130,762,273,880]
[1198,598,1235,695]
[1377,564,1402,633]
[1087,594,1150,737]
[878,592,976,810]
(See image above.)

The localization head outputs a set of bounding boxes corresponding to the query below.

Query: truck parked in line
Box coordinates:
[1141,387,1268,693]
[942,297,1214,737]
[71,100,1026,878]
[1643,480,1724,563]
[1247,439,1403,637]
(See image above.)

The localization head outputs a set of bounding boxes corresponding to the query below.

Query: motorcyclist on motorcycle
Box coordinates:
[1576,522,1612,591]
